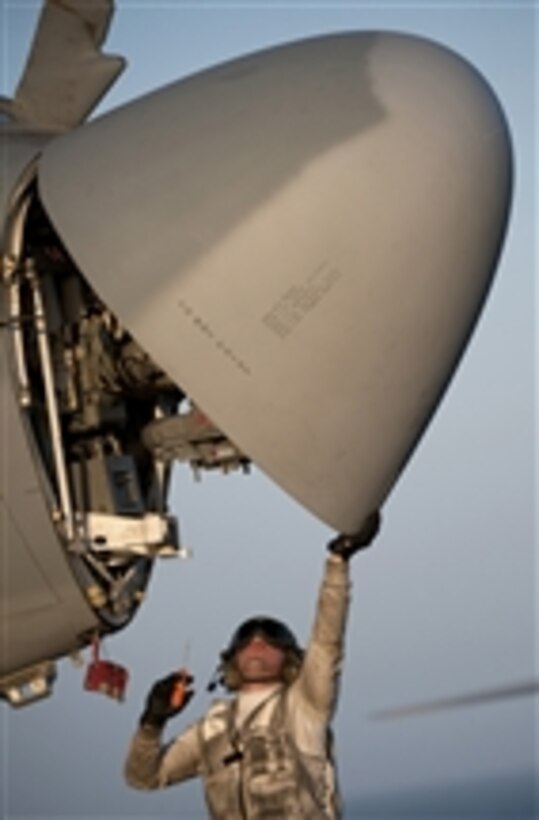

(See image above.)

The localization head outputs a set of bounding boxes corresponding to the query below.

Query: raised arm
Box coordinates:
[291,512,381,720]
[124,669,201,789]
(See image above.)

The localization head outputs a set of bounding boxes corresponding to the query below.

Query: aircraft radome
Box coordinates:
[0,0,512,705]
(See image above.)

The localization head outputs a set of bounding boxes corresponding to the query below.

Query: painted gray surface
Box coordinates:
[39,33,511,533]
[0,3,535,818]
[0,337,98,676]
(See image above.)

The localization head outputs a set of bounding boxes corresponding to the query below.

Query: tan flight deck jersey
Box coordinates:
[125,555,350,819]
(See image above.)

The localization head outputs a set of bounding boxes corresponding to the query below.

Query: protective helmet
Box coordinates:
[216,616,304,691]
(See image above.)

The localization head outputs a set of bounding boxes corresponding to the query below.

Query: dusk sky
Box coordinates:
[1,2,536,818]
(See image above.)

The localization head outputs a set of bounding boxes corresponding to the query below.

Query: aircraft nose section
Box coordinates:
[37,32,512,533]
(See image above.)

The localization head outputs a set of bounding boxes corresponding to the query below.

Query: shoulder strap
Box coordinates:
[226,688,283,759]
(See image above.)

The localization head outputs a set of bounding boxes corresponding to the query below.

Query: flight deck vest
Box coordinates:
[197,689,339,819]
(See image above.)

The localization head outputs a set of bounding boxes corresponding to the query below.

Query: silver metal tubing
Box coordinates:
[7,275,31,406]
[26,259,75,541]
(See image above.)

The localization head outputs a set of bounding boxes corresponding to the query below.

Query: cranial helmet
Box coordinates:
[215,616,304,691]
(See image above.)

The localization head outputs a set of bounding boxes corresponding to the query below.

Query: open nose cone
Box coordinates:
[38,32,512,533]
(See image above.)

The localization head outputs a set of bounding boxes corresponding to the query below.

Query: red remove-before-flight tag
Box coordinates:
[83,639,129,701]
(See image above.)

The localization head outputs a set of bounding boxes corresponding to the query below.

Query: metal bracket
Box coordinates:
[80,511,179,557]
[0,661,57,707]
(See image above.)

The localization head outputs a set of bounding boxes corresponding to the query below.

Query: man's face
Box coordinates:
[234,633,286,689]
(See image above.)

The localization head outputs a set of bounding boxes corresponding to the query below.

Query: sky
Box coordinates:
[0,1,537,818]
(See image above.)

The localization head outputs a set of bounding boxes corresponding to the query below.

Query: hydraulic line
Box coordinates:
[26,258,75,541]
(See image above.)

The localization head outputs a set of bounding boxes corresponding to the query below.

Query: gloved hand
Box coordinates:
[140,669,194,729]
[327,510,381,560]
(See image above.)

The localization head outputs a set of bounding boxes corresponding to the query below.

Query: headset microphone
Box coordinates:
[207,666,222,692]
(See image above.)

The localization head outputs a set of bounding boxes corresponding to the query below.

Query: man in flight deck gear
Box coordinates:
[124,511,381,819]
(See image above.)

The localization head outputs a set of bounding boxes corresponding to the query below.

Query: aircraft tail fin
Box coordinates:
[6,0,125,130]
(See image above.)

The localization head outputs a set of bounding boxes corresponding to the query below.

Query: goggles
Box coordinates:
[223,616,300,659]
